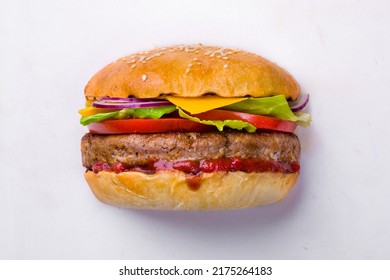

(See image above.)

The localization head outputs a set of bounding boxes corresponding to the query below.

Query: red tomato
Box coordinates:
[87,118,215,134]
[193,110,297,133]
[87,110,297,134]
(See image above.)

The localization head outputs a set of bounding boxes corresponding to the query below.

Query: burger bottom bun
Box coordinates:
[84,170,299,210]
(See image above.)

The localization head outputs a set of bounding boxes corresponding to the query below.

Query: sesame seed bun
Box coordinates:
[85,170,299,210]
[84,44,300,100]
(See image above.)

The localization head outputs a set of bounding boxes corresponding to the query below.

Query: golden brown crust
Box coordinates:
[84,170,299,210]
[84,44,300,101]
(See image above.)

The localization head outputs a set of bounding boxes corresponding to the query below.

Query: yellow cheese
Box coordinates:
[78,107,117,117]
[85,100,94,107]
[166,96,247,114]
[80,96,247,117]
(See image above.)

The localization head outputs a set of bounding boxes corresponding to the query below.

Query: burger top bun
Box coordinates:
[84,44,300,101]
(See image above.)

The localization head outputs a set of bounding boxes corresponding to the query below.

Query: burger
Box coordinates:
[79,44,310,210]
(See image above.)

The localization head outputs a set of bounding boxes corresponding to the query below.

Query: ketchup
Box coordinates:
[91,158,300,174]
[91,158,299,192]
[186,174,203,191]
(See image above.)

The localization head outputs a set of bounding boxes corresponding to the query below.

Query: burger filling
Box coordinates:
[79,95,311,131]
[80,94,308,179]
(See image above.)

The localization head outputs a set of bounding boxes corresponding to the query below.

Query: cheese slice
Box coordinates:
[78,106,117,117]
[85,100,94,107]
[166,96,247,114]
[80,96,247,117]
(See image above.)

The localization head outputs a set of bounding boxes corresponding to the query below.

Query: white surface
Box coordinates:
[1,0,390,259]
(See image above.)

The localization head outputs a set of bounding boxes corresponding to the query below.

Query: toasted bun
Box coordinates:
[84,170,299,210]
[84,44,299,101]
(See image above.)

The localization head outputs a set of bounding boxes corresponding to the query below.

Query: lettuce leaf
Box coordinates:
[221,95,311,127]
[80,106,176,126]
[178,108,256,132]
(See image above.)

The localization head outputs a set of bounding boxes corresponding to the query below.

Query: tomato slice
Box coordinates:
[193,110,297,133]
[87,118,215,134]
[87,110,297,134]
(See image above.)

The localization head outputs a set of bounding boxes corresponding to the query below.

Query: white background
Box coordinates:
[1,0,389,259]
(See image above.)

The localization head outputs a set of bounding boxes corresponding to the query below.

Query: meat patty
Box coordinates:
[81,131,300,170]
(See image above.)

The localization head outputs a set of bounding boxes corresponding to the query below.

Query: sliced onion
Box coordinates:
[289,94,309,112]
[92,97,172,109]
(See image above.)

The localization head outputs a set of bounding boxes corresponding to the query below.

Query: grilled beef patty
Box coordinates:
[81,131,300,171]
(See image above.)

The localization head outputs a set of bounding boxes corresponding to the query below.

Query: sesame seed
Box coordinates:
[192,57,198,61]
[222,56,229,60]
[142,74,147,82]
[185,68,190,74]
[131,64,136,68]
[223,64,229,69]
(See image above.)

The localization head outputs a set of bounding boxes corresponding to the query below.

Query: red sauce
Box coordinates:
[186,174,203,191]
[92,158,300,192]
[91,158,300,174]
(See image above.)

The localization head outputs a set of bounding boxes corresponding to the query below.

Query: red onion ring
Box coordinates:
[289,94,309,112]
[92,97,172,109]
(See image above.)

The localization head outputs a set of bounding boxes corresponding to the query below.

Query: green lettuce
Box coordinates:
[80,106,176,126]
[178,108,256,132]
[221,95,311,127]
